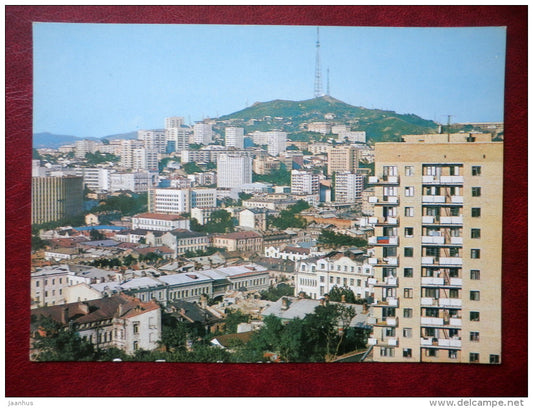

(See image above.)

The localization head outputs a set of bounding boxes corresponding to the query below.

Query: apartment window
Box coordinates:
[470,291,481,301]
[405,186,414,197]
[380,347,394,357]
[403,348,412,358]
[449,350,458,360]
[35,281,39,287]
[470,311,480,321]
[472,166,482,176]
[133,323,140,334]
[470,332,480,342]
[350,279,354,286]
[404,247,414,257]
[472,187,482,197]
[426,349,437,357]
[470,270,481,280]
[449,289,459,298]
[471,207,481,217]
[319,276,325,283]
[133,341,139,351]
[405,166,414,176]
[471,228,481,239]
[469,353,480,363]
[330,276,334,284]
[404,268,413,278]
[404,288,413,299]
[357,279,361,286]
[471,249,481,259]
[336,277,340,285]
[403,308,413,318]
[404,207,414,217]
[490,355,500,364]
[404,227,414,238]
[403,328,412,338]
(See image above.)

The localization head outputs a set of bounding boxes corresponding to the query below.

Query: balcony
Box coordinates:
[440,216,463,225]
[370,196,399,205]
[367,278,377,285]
[439,298,462,307]
[422,195,464,206]
[368,337,378,345]
[369,256,398,267]
[449,318,462,327]
[371,217,398,226]
[422,175,464,185]
[420,338,462,348]
[369,175,399,185]
[369,236,399,246]
[374,317,399,327]
[388,338,398,346]
[374,277,398,287]
[422,236,445,245]
[421,317,444,326]
[373,297,399,307]
[421,297,438,306]
[421,277,445,286]
[422,257,463,267]
[422,216,463,226]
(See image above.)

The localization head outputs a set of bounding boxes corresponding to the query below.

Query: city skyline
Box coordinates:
[33,23,506,139]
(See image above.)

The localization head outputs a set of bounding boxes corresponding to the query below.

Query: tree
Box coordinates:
[269,200,310,229]
[318,230,367,248]
[327,286,358,304]
[260,283,295,302]
[89,228,106,241]
[31,235,49,251]
[223,309,250,334]
[183,162,203,174]
[203,209,235,233]
[32,317,96,361]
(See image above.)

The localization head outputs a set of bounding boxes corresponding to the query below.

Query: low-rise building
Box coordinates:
[161,229,209,257]
[131,212,190,231]
[239,208,268,231]
[30,294,161,357]
[295,251,374,300]
[212,231,263,254]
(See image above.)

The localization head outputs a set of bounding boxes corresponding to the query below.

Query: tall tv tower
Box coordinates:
[314,27,323,98]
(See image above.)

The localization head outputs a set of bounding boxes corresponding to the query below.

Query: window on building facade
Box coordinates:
[490,354,500,364]
[469,353,480,363]
[426,349,437,357]
[471,249,481,259]
[471,207,481,217]
[380,347,394,357]
[449,289,459,298]
[404,207,414,217]
[403,328,412,338]
[403,288,413,298]
[470,291,481,301]
[449,350,458,359]
[470,331,480,342]
[405,166,414,176]
[405,186,414,197]
[133,323,140,334]
[404,227,414,237]
[133,341,139,351]
[471,228,481,239]
[403,308,413,318]
[320,276,325,283]
[36,281,39,287]
[404,268,413,278]
[472,187,482,197]
[404,247,414,257]
[470,311,480,321]
[472,166,482,176]
[403,348,412,358]
[470,270,481,280]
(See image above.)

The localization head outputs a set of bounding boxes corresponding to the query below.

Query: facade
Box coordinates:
[367,133,503,364]
[225,127,244,149]
[191,207,218,225]
[239,208,268,231]
[212,231,263,254]
[149,188,190,214]
[32,176,84,224]
[253,156,281,175]
[109,171,157,193]
[31,294,161,356]
[190,188,217,208]
[161,229,210,256]
[138,129,167,154]
[216,154,252,189]
[295,251,374,300]
[291,170,320,196]
[74,167,112,192]
[31,265,72,308]
[327,145,361,176]
[266,131,287,156]
[193,123,213,145]
[334,171,365,203]
[131,212,190,231]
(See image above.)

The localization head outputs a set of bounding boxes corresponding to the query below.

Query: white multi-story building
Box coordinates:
[337,130,366,143]
[193,123,214,145]
[267,131,287,157]
[74,167,113,192]
[225,127,244,149]
[131,212,190,231]
[291,169,319,195]
[165,117,189,153]
[120,139,145,169]
[217,154,252,189]
[148,188,190,214]
[74,139,105,159]
[109,171,157,193]
[334,171,365,203]
[138,130,167,154]
[165,116,185,129]
[295,251,374,300]
[190,188,217,208]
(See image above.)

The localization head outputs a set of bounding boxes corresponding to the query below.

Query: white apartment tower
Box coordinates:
[267,131,287,157]
[217,154,252,189]
[165,117,188,153]
[138,130,167,154]
[367,133,503,365]
[291,170,320,196]
[334,172,365,203]
[225,127,244,149]
[193,123,214,145]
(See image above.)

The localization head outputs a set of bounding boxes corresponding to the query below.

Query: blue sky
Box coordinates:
[33,23,506,138]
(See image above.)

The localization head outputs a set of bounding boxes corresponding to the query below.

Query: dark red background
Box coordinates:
[5,6,527,397]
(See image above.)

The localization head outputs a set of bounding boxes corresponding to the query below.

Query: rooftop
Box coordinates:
[133,213,187,221]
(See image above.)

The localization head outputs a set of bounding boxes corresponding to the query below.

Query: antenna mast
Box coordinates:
[314,27,323,98]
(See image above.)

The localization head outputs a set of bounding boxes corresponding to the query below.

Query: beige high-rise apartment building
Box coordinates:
[327,145,361,175]
[32,176,84,224]
[367,133,503,364]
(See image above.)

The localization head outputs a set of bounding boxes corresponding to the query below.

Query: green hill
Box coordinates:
[219,95,439,143]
